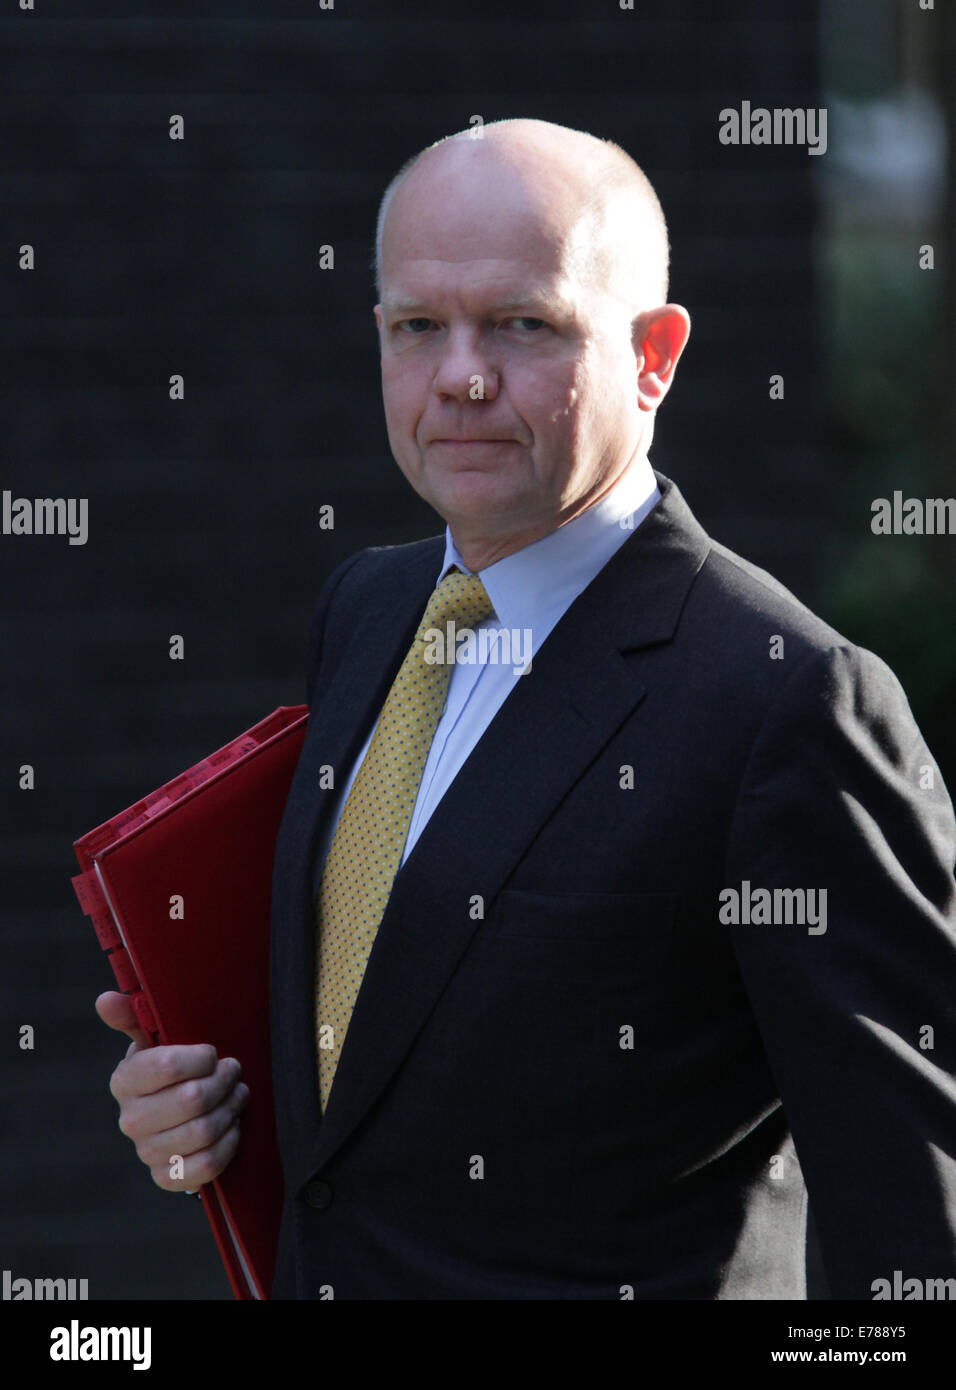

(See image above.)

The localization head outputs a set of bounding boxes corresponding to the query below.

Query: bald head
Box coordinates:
[372,118,670,313]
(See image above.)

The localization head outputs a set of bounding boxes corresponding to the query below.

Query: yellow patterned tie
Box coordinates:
[314,566,495,1113]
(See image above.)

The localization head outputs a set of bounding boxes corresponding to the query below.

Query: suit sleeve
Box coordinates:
[724,641,956,1299]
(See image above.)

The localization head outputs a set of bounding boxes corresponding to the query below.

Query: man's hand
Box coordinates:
[95,991,249,1192]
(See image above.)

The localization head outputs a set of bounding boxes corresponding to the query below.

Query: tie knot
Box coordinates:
[419,566,495,635]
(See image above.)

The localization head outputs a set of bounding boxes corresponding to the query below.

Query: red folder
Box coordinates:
[71,705,309,1300]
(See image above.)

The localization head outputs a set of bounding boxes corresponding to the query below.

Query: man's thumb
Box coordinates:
[95,990,150,1054]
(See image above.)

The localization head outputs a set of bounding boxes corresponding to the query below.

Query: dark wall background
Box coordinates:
[1,0,950,1301]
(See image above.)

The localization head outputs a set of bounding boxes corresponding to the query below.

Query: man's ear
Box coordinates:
[373,304,384,335]
[634,305,691,411]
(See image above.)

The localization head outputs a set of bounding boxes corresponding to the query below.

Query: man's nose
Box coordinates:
[432,328,499,402]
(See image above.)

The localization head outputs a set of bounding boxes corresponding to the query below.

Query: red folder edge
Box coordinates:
[71,705,309,1300]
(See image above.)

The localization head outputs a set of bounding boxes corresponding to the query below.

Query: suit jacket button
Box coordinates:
[303,1178,333,1210]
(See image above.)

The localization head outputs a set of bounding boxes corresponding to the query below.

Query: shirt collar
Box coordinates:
[435,453,660,641]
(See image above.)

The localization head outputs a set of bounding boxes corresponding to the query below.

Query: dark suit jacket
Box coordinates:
[268,470,956,1299]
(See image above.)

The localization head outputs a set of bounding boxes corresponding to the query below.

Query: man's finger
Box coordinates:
[149,1118,242,1192]
[110,1042,221,1105]
[117,1053,238,1132]
[95,990,149,1053]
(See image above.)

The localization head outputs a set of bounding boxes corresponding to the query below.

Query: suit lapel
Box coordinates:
[282,473,711,1190]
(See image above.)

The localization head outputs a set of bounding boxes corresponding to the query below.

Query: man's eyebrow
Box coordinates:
[380,297,429,316]
[493,295,572,316]
[380,291,572,317]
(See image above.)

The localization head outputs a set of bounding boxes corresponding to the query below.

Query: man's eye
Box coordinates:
[507,317,547,332]
[398,318,433,333]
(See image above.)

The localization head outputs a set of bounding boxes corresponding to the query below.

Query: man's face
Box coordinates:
[373,152,656,555]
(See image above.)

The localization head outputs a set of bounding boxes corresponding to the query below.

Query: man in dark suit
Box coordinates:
[100,118,956,1300]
